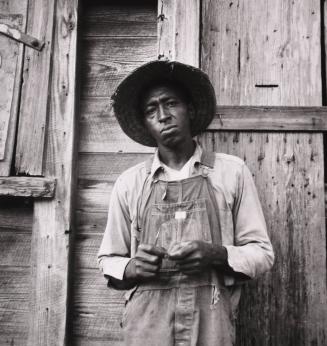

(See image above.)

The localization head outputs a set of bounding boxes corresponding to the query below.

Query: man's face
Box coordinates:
[141,84,193,148]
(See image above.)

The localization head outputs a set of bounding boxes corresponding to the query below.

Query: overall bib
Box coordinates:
[122,151,235,346]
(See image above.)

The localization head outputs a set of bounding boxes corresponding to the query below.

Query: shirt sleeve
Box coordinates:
[224,163,275,279]
[97,176,132,280]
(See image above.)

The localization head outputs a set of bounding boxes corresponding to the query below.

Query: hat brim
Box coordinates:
[111,60,217,147]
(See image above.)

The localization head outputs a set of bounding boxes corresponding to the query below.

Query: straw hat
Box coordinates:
[111,60,216,147]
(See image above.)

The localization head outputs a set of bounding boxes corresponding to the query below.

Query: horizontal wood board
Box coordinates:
[0,199,33,346]
[79,0,157,154]
[201,1,327,345]
[0,176,56,198]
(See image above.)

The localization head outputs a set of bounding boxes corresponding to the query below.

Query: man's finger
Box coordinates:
[136,261,159,273]
[135,252,161,264]
[138,243,167,257]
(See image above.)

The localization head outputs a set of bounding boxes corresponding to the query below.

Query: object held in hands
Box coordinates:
[167,241,192,258]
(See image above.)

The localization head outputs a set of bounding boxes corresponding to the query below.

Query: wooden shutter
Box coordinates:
[0,0,28,176]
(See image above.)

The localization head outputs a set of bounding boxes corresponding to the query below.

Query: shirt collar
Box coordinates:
[149,142,204,179]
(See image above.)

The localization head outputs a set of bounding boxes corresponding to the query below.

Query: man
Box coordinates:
[98,60,274,346]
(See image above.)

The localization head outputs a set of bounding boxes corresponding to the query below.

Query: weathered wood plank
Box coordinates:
[201,1,326,345]
[78,152,151,180]
[76,153,150,235]
[157,0,200,65]
[0,231,31,267]
[79,97,154,153]
[0,177,56,198]
[79,101,327,155]
[77,183,112,214]
[82,4,157,37]
[210,106,327,131]
[0,1,27,176]
[83,37,157,63]
[28,0,79,345]
[201,132,327,346]
[72,268,124,344]
[0,267,31,345]
[81,37,157,98]
[201,0,321,106]
[0,199,33,232]
[0,23,44,50]
[15,0,56,176]
[76,210,107,235]
[74,233,102,269]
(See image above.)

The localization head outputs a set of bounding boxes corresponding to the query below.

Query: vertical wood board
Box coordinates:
[15,0,56,175]
[0,1,28,176]
[201,0,321,106]
[28,0,79,345]
[199,131,327,345]
[157,0,200,66]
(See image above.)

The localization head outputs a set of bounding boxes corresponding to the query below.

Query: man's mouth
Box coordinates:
[160,125,178,134]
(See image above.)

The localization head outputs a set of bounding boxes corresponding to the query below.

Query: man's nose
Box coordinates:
[158,105,170,122]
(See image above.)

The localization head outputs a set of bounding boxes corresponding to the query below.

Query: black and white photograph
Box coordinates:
[0,0,326,345]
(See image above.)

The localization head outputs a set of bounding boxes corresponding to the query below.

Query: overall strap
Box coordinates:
[136,155,155,233]
[200,150,216,168]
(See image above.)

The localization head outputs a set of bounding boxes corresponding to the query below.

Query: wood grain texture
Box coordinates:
[0,267,31,346]
[210,106,327,131]
[202,0,321,106]
[81,37,157,98]
[157,0,200,65]
[79,98,154,153]
[72,268,124,345]
[0,176,56,198]
[28,0,79,345]
[0,199,33,232]
[0,23,44,50]
[0,1,27,176]
[72,3,157,344]
[199,132,327,345]
[82,4,157,37]
[0,197,32,346]
[15,0,56,176]
[201,1,326,345]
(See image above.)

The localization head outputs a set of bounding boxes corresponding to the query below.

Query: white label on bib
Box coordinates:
[175,211,187,220]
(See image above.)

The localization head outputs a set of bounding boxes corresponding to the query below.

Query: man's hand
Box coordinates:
[124,244,167,282]
[168,241,228,275]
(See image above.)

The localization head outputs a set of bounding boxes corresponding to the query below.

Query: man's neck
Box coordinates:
[158,139,196,170]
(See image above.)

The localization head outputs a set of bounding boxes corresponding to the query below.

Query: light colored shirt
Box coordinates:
[98,143,274,285]
[161,156,193,181]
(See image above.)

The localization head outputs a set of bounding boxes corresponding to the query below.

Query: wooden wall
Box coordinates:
[0,199,33,345]
[1,0,326,345]
[200,0,327,345]
[71,1,327,345]
[71,2,156,344]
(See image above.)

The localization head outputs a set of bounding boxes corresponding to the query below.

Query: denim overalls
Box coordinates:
[122,151,235,346]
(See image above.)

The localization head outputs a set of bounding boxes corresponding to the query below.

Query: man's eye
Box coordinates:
[144,108,156,117]
[166,100,178,107]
